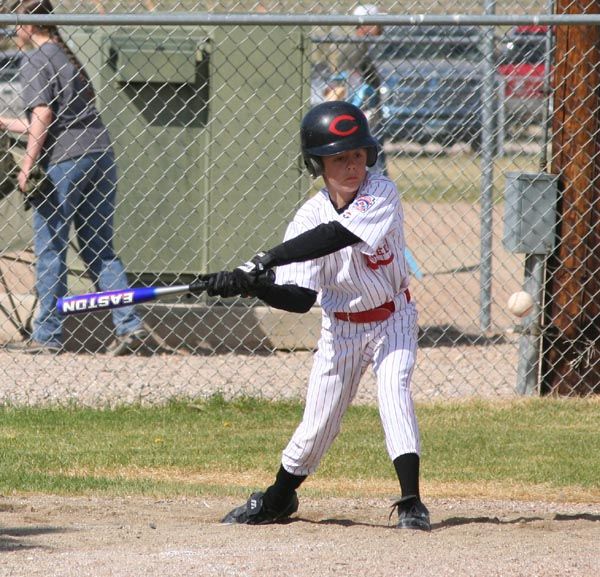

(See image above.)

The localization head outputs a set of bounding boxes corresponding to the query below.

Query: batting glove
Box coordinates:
[233,265,275,297]
[237,252,276,278]
[202,271,242,298]
[199,268,274,299]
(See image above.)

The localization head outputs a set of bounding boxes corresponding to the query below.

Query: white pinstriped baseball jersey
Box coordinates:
[276,171,410,314]
[276,171,421,477]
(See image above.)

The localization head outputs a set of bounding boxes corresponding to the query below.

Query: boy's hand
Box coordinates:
[199,267,274,298]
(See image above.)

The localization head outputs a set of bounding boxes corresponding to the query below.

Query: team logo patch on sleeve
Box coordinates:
[354,195,375,212]
[342,194,376,218]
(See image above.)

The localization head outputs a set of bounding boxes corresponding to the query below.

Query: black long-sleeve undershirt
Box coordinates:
[253,283,317,313]
[263,220,362,268]
[254,221,362,313]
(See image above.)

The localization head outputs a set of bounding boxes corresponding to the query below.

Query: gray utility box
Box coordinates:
[503,172,558,255]
[65,26,311,281]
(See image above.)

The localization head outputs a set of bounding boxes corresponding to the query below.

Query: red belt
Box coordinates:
[334,290,411,323]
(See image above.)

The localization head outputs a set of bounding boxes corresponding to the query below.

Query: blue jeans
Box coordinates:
[32,150,142,346]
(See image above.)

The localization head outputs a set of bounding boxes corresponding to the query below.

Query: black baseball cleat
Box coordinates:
[221,491,299,525]
[390,495,431,532]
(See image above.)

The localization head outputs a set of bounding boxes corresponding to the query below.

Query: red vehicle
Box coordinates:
[497,25,550,125]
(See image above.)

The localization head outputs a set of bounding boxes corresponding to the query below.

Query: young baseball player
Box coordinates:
[202,101,430,531]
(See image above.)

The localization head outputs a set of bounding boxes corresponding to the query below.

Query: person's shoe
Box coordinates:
[391,496,431,531]
[4,339,62,354]
[106,328,156,356]
[221,491,299,525]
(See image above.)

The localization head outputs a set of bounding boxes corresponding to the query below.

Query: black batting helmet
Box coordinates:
[300,101,379,177]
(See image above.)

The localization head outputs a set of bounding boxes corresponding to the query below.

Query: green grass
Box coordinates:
[419,400,600,490]
[1,397,599,501]
[387,152,543,203]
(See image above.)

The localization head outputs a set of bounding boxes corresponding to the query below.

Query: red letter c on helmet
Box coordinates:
[329,114,359,137]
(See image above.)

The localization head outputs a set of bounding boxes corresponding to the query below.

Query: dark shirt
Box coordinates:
[20,42,111,166]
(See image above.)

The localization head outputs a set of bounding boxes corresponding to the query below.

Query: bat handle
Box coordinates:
[188,277,210,294]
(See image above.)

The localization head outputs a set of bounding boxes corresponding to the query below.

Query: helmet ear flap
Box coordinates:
[304,156,323,178]
[366,146,378,168]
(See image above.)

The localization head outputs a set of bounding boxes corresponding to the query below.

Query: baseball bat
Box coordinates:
[57,279,209,316]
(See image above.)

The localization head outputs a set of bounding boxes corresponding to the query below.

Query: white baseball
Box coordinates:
[507,291,534,317]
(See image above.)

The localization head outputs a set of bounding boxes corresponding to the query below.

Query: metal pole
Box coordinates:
[539,0,557,173]
[516,254,545,395]
[3,13,600,27]
[496,75,506,157]
[479,0,497,331]
[516,0,556,396]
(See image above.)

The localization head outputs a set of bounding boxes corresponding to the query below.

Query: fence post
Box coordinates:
[496,74,506,157]
[516,254,545,395]
[479,0,497,332]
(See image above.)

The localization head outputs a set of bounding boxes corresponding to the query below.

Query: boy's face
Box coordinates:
[322,148,368,195]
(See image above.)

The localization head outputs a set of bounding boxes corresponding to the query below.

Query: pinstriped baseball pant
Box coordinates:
[281,300,420,477]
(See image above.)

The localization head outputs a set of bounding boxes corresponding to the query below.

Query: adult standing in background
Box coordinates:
[0,0,154,355]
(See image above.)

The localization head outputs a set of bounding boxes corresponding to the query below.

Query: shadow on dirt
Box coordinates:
[0,525,71,552]
[419,325,508,348]
[294,517,387,528]
[433,515,544,530]
[290,512,596,530]
[554,513,600,522]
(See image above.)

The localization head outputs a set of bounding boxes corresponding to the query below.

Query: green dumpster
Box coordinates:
[66,25,311,283]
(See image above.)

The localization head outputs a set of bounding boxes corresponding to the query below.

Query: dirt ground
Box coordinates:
[1,495,599,576]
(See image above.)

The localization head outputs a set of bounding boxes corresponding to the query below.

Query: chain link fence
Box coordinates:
[0,1,597,406]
